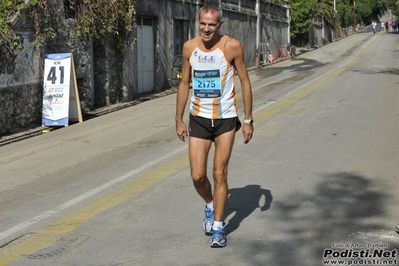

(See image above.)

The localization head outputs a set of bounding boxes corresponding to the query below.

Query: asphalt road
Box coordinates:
[1,27,399,266]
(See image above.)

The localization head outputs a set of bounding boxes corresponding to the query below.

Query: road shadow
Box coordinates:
[255,58,324,79]
[238,172,399,266]
[225,184,273,235]
[351,68,399,76]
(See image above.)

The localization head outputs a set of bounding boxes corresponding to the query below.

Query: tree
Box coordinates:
[317,0,335,25]
[383,0,399,16]
[0,0,25,52]
[0,0,137,52]
[290,0,318,45]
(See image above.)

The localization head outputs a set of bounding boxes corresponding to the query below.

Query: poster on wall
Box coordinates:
[42,53,82,127]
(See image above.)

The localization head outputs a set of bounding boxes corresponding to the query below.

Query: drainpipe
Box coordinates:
[284,0,291,45]
[255,0,260,68]
[333,0,336,40]
[89,37,95,107]
[256,0,260,49]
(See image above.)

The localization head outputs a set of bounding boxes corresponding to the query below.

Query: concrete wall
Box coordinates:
[129,0,199,95]
[0,0,290,137]
[131,0,289,92]
[309,15,334,48]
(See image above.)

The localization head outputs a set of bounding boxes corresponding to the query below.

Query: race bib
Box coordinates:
[193,69,221,98]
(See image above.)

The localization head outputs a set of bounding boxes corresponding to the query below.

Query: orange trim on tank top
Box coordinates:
[232,91,238,113]
[193,98,201,116]
[220,36,232,93]
[190,36,200,57]
[212,98,218,119]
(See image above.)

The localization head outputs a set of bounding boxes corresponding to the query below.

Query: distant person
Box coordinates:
[382,21,385,32]
[372,21,377,34]
[175,5,254,248]
[392,20,397,32]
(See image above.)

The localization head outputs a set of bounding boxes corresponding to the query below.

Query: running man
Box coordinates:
[175,5,254,248]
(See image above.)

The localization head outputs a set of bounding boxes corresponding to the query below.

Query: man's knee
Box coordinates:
[213,168,227,177]
[213,168,228,185]
[191,171,208,183]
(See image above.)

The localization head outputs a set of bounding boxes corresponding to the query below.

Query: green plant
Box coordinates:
[0,0,136,52]
[28,0,62,48]
[0,0,26,52]
[290,0,318,43]
[71,0,136,51]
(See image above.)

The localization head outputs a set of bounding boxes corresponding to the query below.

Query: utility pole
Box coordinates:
[333,0,336,40]
[353,0,356,32]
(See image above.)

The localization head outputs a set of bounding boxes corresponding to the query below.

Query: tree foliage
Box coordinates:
[331,0,398,27]
[2,0,398,53]
[383,0,399,16]
[67,0,136,39]
[317,0,335,24]
[289,0,318,44]
[0,0,26,52]
[286,0,399,45]
[0,0,136,53]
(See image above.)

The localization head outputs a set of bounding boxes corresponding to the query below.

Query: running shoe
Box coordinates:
[210,227,227,248]
[202,206,214,236]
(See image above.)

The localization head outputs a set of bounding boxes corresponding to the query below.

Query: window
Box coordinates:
[174,19,188,57]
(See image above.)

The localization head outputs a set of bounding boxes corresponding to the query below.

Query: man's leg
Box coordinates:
[189,137,213,203]
[189,137,214,235]
[208,128,235,247]
[212,128,236,223]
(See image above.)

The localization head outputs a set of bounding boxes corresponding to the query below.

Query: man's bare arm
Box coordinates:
[227,38,253,143]
[175,40,193,141]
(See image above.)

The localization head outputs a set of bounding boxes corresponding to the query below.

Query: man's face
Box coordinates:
[198,10,223,43]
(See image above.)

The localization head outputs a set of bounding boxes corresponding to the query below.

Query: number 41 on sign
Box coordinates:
[42,53,82,127]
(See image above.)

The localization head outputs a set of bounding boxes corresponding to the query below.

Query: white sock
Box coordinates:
[206,201,214,210]
[213,221,223,230]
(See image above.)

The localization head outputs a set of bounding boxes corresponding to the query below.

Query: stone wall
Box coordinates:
[0,83,42,136]
[0,8,94,137]
[45,18,94,113]
[0,30,43,136]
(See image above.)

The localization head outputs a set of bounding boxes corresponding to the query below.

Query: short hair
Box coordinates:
[198,5,223,24]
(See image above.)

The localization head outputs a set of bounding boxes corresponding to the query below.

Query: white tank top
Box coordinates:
[189,35,237,119]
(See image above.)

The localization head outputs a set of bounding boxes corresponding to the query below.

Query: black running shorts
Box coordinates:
[188,113,241,141]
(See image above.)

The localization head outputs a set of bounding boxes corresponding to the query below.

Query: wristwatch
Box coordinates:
[243,119,254,126]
